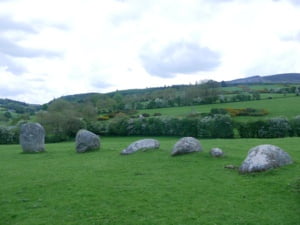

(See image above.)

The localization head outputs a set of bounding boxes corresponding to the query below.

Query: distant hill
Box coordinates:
[1,73,300,109]
[0,98,41,114]
[227,73,300,84]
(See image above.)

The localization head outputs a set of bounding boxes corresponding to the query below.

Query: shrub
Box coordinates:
[290,115,300,136]
[108,116,129,135]
[153,112,162,117]
[210,108,228,115]
[221,108,269,117]
[0,126,19,144]
[258,117,291,138]
[142,113,150,118]
[87,121,109,135]
[236,120,268,138]
[97,115,110,121]
[198,115,234,138]
[37,111,86,142]
[187,112,201,118]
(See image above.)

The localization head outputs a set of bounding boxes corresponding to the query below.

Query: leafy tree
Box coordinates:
[113,92,125,111]
[36,99,87,142]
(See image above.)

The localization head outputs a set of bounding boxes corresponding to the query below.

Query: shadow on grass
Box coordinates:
[20,151,47,154]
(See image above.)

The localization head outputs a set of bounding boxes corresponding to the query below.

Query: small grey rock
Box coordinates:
[224,165,237,170]
[239,144,293,173]
[75,129,100,153]
[20,122,45,153]
[171,137,202,156]
[210,147,224,157]
[121,139,160,155]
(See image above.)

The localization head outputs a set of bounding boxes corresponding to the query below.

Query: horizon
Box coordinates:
[1,0,300,104]
[1,72,300,105]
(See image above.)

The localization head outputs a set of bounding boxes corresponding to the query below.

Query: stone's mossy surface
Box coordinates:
[75,129,100,153]
[121,139,160,155]
[210,147,224,157]
[20,122,45,153]
[239,144,293,173]
[171,137,202,156]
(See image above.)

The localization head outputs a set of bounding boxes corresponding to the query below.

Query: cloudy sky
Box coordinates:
[1,0,300,104]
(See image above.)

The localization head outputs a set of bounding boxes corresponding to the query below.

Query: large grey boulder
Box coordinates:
[210,147,224,157]
[121,139,160,155]
[75,129,100,153]
[171,137,202,156]
[239,144,293,173]
[20,122,45,153]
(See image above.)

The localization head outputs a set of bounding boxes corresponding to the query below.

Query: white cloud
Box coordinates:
[0,0,300,104]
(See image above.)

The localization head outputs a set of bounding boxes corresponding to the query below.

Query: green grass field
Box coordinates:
[1,137,299,225]
[139,96,300,121]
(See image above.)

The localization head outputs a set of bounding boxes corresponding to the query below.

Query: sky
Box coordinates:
[1,0,300,104]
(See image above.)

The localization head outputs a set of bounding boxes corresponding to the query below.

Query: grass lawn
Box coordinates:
[1,137,300,225]
[138,96,300,121]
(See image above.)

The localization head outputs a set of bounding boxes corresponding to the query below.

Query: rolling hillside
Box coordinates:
[227,73,300,84]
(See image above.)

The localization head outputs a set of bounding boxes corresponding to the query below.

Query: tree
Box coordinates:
[36,99,86,142]
[113,92,125,111]
[198,80,220,104]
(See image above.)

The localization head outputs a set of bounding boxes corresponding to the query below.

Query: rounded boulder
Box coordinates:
[210,147,224,157]
[75,129,100,153]
[171,137,202,156]
[239,144,293,173]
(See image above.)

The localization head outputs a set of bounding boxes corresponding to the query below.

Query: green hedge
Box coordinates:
[236,116,300,138]
[88,115,234,138]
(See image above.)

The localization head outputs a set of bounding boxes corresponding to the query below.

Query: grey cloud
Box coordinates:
[111,12,140,26]
[0,15,36,33]
[273,0,300,6]
[0,53,26,74]
[90,78,112,89]
[0,83,27,97]
[289,0,300,5]
[140,41,221,78]
[0,37,60,58]
[281,31,300,42]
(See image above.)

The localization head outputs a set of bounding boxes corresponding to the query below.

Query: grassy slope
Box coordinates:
[139,96,300,121]
[0,137,299,225]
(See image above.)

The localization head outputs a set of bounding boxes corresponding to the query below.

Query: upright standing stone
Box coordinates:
[75,129,100,153]
[171,137,202,156]
[20,122,45,153]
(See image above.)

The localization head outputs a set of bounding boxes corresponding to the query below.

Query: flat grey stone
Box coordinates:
[121,139,160,155]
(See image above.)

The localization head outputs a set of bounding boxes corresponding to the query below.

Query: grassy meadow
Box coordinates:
[1,137,299,225]
[138,95,300,121]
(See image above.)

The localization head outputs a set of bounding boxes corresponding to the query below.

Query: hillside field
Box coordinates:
[0,137,299,225]
[138,95,300,121]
